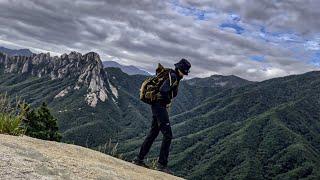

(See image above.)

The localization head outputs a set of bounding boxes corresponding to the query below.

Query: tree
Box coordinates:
[21,102,62,141]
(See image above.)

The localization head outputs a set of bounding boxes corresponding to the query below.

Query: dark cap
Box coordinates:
[174,58,191,75]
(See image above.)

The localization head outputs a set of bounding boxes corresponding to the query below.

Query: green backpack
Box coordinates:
[139,63,172,104]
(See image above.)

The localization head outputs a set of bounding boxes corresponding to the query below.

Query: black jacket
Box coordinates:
[156,69,182,105]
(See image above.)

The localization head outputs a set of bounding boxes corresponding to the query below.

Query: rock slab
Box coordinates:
[0,134,184,180]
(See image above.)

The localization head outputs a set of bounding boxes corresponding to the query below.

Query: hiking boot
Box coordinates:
[132,158,149,168]
[156,163,172,174]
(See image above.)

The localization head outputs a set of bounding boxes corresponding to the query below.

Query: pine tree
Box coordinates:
[38,102,61,141]
[21,102,62,141]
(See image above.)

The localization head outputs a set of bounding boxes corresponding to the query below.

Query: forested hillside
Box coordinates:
[119,71,320,179]
[1,52,319,179]
[0,52,236,147]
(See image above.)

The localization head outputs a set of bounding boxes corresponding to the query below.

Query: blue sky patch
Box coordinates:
[310,51,320,66]
[219,13,244,34]
[171,0,210,20]
[258,26,304,43]
[220,23,244,34]
[250,55,265,62]
[305,40,320,50]
[230,14,241,22]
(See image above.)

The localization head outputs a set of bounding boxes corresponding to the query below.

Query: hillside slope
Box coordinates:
[0,51,248,150]
[0,52,230,149]
[4,51,320,179]
[0,134,183,180]
[0,52,124,147]
[120,71,320,179]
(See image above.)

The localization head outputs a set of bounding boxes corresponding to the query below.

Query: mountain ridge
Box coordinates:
[102,60,150,75]
[0,46,34,57]
[185,74,253,88]
[0,51,118,107]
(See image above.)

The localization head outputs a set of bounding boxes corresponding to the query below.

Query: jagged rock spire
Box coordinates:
[0,51,118,107]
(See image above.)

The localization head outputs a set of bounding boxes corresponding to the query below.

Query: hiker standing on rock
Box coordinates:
[133,59,191,173]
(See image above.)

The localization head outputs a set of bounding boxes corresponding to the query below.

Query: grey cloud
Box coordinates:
[180,0,320,35]
[0,0,318,81]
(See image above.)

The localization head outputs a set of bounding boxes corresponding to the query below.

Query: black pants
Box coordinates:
[138,103,172,166]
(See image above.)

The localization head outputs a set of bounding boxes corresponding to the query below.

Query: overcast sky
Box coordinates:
[0,0,320,81]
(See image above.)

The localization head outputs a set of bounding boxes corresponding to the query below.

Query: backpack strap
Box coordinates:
[168,71,173,99]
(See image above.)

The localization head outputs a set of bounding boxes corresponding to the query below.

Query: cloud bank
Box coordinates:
[0,0,319,81]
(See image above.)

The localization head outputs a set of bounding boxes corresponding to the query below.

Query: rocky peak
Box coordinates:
[0,51,118,107]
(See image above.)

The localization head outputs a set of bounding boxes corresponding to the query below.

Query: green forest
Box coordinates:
[1,52,320,179]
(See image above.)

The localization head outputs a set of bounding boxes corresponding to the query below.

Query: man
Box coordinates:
[133,59,191,173]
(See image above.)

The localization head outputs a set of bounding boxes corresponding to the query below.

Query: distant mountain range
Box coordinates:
[0,51,319,179]
[102,60,150,75]
[185,74,253,88]
[0,46,149,76]
[0,46,33,56]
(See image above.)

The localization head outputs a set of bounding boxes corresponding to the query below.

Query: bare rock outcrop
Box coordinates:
[0,134,183,180]
[0,52,118,107]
